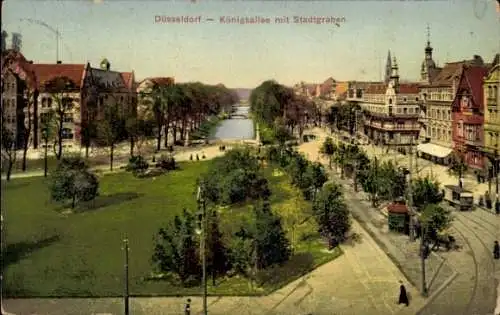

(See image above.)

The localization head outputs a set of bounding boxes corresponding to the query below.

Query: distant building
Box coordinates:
[451,65,490,170]
[347,55,421,152]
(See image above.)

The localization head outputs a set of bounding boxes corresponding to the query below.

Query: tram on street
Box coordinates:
[443,185,474,211]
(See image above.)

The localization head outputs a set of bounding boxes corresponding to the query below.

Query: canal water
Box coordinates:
[213,106,255,140]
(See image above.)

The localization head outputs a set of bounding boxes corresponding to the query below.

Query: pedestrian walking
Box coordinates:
[494,241,500,260]
[398,281,409,306]
[185,298,191,315]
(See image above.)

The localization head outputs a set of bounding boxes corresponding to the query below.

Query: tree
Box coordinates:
[312,183,351,249]
[1,125,17,181]
[44,76,79,160]
[228,226,255,279]
[448,151,468,188]
[96,98,126,171]
[152,208,200,286]
[253,200,291,269]
[287,152,309,187]
[412,176,443,211]
[49,155,99,208]
[420,204,452,242]
[305,162,328,201]
[206,210,229,285]
[320,137,336,169]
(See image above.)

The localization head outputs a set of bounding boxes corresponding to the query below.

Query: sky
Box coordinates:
[2,0,500,88]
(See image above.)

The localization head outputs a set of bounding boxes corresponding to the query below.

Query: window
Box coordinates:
[461,95,470,108]
[61,128,74,139]
[416,97,419,102]
[389,98,393,105]
[447,110,451,120]
[437,110,441,120]
[403,97,407,102]
[63,113,74,123]
[489,86,493,99]
[403,108,407,114]
[458,120,464,137]
[47,98,53,108]
[41,97,47,108]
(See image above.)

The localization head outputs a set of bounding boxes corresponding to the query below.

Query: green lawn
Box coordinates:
[2,160,341,297]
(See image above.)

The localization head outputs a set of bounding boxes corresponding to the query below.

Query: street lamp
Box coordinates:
[196,185,208,315]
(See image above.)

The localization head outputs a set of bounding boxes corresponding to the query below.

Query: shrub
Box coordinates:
[157,154,176,170]
[126,155,149,176]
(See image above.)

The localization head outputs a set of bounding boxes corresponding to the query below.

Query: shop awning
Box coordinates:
[417,143,452,158]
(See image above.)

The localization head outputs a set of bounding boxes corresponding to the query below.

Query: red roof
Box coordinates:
[398,83,420,94]
[387,203,408,214]
[28,63,86,89]
[364,83,387,94]
[461,65,489,108]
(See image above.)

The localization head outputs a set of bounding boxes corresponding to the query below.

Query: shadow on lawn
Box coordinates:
[3,235,61,270]
[256,252,315,289]
[77,192,143,212]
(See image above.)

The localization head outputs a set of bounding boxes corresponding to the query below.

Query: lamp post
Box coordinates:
[122,238,130,315]
[196,185,208,315]
[419,224,429,297]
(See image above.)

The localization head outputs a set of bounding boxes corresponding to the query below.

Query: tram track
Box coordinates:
[457,211,499,240]
[451,214,496,315]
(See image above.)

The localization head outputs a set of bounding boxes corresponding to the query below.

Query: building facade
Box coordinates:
[482,63,500,172]
[348,55,421,152]
[2,52,137,150]
[451,65,489,170]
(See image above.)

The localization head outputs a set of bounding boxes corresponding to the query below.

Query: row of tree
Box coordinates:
[141,82,239,151]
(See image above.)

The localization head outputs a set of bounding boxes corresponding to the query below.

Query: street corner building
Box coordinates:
[1,49,137,151]
[347,52,421,154]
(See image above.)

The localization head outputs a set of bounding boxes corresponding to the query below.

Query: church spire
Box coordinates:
[425,24,433,55]
[384,50,392,84]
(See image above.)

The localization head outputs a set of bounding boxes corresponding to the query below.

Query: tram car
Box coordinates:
[443,185,474,211]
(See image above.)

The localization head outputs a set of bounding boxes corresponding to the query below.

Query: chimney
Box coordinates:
[106,62,110,71]
[28,60,33,64]
[57,60,62,64]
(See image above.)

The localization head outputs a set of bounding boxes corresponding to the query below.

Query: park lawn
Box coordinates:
[2,160,341,297]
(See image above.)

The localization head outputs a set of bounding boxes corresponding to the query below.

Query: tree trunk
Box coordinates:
[180,119,187,140]
[328,156,332,169]
[71,194,76,209]
[6,160,13,181]
[44,139,48,177]
[129,137,135,157]
[21,145,28,172]
[173,121,178,143]
[85,144,89,158]
[110,144,114,171]
[212,270,216,286]
[156,126,162,152]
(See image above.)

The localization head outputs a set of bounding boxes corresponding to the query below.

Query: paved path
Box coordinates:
[300,127,500,315]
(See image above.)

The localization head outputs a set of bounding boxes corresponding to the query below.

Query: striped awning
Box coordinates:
[417,143,452,158]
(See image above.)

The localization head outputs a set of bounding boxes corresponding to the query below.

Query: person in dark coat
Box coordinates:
[398,281,409,306]
[494,241,500,260]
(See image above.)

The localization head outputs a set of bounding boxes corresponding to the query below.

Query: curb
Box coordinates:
[415,271,459,315]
